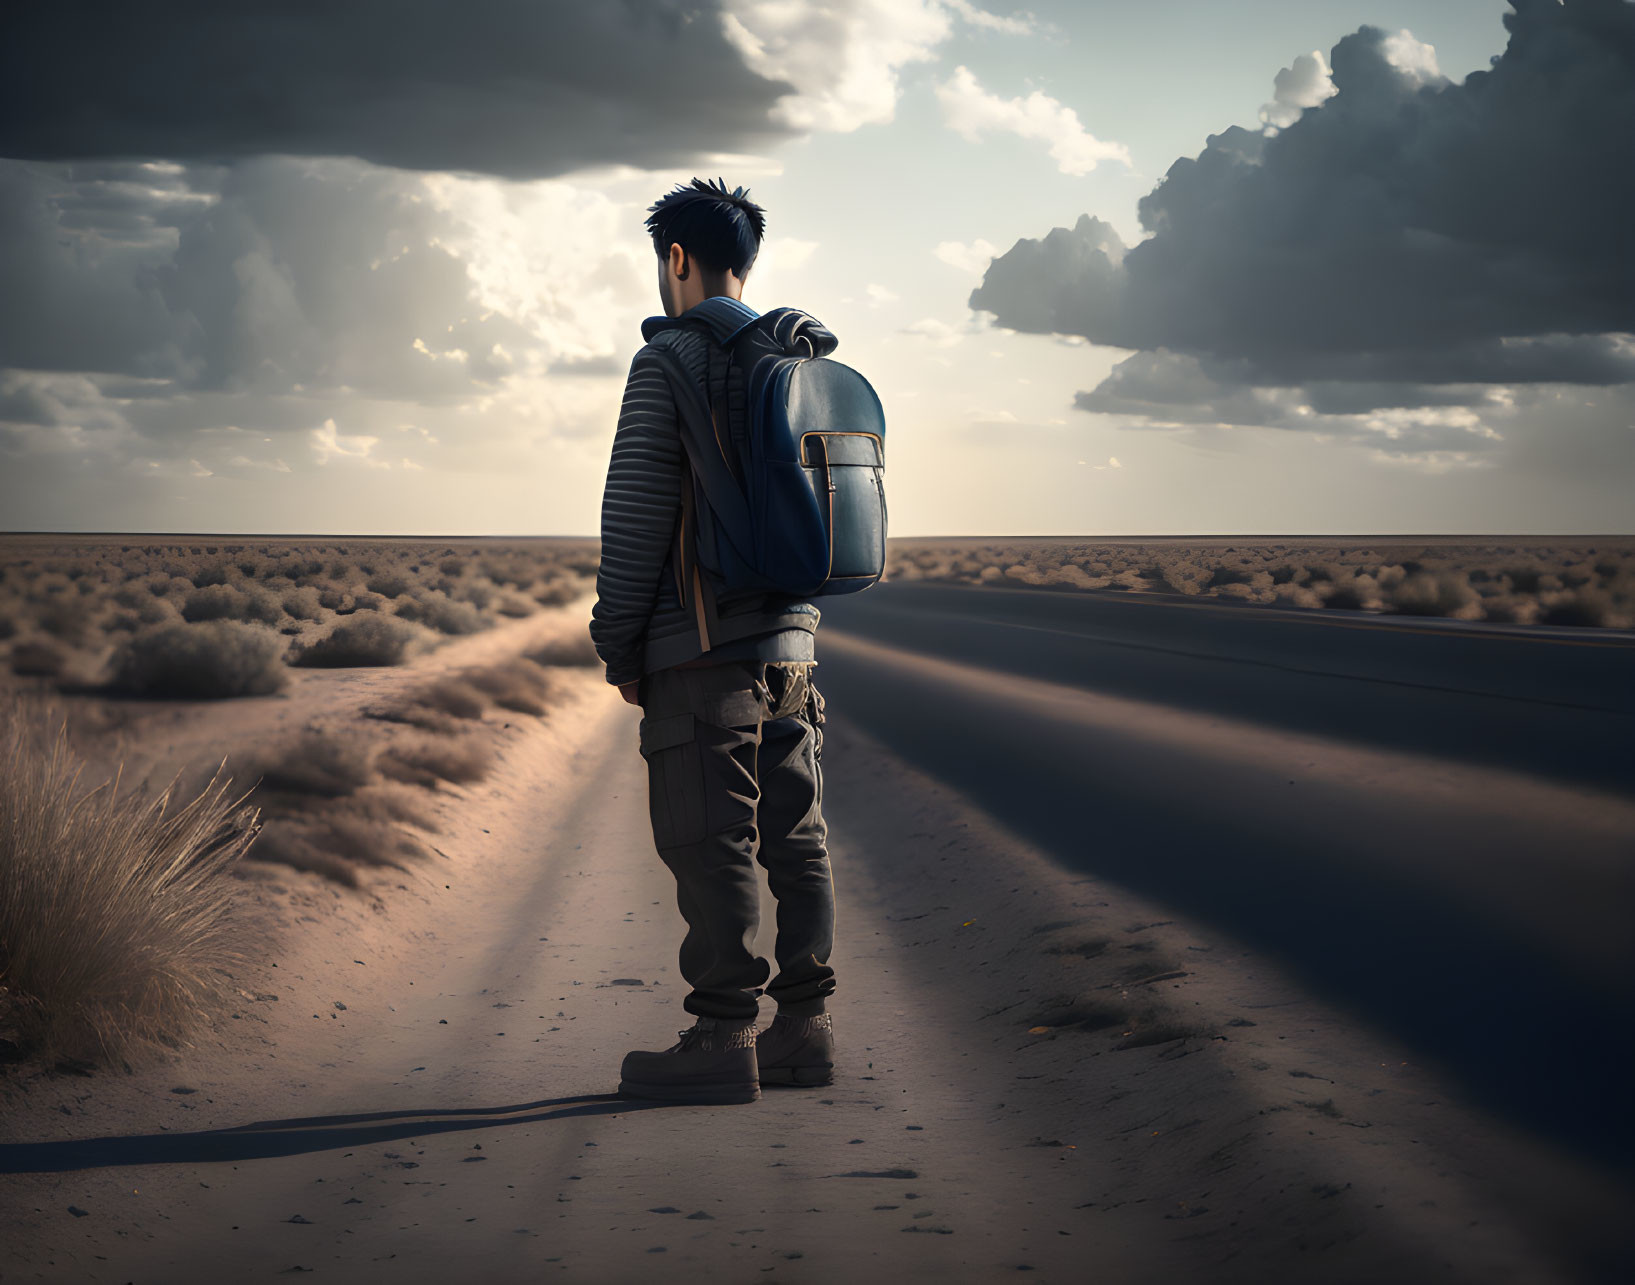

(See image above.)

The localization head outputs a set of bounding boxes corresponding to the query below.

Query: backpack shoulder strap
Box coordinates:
[645,344,750,528]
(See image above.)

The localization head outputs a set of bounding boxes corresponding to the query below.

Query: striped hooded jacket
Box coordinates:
[589,296,837,686]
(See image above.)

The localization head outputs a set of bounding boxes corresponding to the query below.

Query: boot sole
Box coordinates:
[618,1078,760,1104]
[758,1063,834,1087]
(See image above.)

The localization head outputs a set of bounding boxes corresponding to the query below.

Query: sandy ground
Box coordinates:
[2,648,1632,1282]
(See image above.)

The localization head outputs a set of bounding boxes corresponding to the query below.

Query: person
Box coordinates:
[590,177,837,1105]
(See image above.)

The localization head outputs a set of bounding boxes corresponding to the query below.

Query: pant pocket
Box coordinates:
[638,712,707,848]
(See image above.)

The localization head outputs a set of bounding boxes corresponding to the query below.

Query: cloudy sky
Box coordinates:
[2,0,1630,536]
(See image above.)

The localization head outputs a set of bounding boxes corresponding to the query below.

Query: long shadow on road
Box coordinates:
[0,1093,664,1173]
[814,631,1635,1181]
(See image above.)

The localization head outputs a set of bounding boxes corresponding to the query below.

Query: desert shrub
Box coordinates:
[367,571,415,599]
[35,594,94,638]
[135,596,181,627]
[368,677,488,733]
[1559,561,1597,589]
[453,578,496,610]
[346,783,441,831]
[463,659,554,715]
[526,630,600,667]
[347,590,388,613]
[0,696,260,1064]
[1152,560,1211,595]
[1502,565,1545,594]
[532,580,581,607]
[1538,587,1612,628]
[1321,583,1364,610]
[10,638,66,677]
[398,590,486,636]
[1480,595,1541,625]
[1387,571,1480,618]
[190,564,231,588]
[182,583,282,625]
[0,612,15,640]
[245,822,362,887]
[381,735,495,787]
[1274,583,1324,609]
[281,585,323,620]
[241,729,380,797]
[494,592,538,618]
[290,614,418,667]
[110,621,289,698]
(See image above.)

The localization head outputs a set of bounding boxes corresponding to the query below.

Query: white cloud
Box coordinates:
[900,317,968,347]
[933,237,1000,275]
[720,0,953,133]
[935,0,1039,36]
[1259,50,1337,131]
[1382,29,1443,85]
[866,282,900,307]
[934,64,1131,175]
[717,0,1043,135]
[311,417,381,465]
[224,454,292,472]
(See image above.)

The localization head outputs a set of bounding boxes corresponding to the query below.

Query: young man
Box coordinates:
[590,177,837,1105]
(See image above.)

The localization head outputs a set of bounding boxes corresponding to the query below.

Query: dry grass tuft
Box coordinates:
[0,695,262,1066]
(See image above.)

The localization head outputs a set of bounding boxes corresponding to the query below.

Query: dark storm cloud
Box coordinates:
[0,156,535,397]
[971,0,1635,395]
[0,1,798,179]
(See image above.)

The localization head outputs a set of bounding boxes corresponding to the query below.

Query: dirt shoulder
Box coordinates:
[1,681,1629,1283]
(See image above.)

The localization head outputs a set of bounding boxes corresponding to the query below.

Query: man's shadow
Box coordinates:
[0,1093,669,1173]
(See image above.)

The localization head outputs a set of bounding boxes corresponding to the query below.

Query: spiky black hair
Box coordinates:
[645,176,766,281]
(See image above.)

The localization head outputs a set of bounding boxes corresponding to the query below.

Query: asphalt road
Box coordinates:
[815,581,1635,796]
[809,581,1635,1177]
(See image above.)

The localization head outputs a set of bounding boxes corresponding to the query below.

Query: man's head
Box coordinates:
[645,176,766,317]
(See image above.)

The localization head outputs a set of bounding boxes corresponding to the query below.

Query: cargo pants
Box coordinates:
[635,659,835,1023]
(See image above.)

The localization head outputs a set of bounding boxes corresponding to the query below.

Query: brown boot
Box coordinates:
[618,1016,761,1104]
[756,1011,835,1086]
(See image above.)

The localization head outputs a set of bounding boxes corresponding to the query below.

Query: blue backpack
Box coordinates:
[645,297,887,646]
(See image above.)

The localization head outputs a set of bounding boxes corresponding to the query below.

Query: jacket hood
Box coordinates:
[641,296,838,358]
